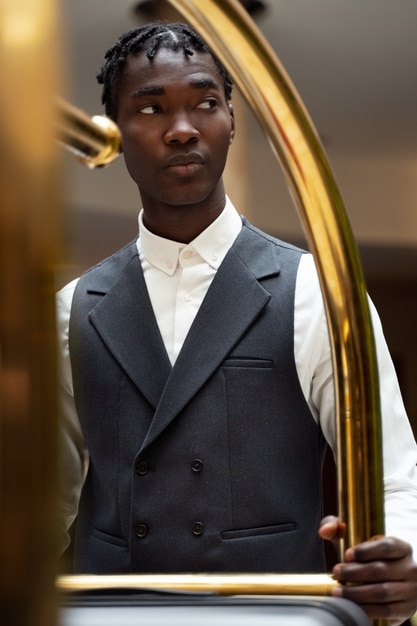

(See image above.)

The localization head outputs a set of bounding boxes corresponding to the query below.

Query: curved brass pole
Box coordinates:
[167,0,384,552]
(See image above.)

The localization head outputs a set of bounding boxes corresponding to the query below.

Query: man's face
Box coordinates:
[115,48,235,211]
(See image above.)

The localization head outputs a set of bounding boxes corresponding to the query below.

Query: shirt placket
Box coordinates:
[173,249,211,362]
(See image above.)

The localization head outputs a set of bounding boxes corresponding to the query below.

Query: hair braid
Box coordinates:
[96,22,234,120]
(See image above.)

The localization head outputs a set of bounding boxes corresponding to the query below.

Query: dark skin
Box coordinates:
[114,47,417,624]
[320,517,417,624]
[115,47,235,244]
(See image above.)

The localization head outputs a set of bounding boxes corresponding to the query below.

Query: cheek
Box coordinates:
[210,128,232,167]
[122,147,153,191]
[212,117,234,151]
[121,131,154,174]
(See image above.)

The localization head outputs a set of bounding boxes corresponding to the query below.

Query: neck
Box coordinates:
[141,188,226,244]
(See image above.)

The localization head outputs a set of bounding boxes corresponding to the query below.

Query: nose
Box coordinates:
[164,112,200,144]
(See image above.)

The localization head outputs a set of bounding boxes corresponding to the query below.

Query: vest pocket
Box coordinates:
[92,527,128,548]
[221,357,273,369]
[221,522,296,540]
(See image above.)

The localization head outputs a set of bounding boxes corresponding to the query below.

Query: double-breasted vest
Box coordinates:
[69,219,328,573]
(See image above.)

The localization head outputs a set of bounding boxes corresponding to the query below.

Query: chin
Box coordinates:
[160,187,214,207]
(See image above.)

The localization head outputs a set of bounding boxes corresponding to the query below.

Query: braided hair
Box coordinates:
[97,22,234,120]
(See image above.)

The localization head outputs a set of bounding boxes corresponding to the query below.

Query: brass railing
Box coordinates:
[55,96,121,168]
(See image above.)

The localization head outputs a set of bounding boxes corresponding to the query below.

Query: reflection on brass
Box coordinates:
[0,1,60,625]
[57,572,338,596]
[56,97,121,168]
[132,0,267,22]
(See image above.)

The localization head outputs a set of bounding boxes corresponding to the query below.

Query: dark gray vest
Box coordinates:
[69,219,327,574]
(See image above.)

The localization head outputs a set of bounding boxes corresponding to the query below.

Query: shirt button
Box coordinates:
[166,260,173,269]
[183,250,193,259]
[135,523,149,538]
[212,253,218,262]
[191,459,203,473]
[192,522,204,536]
[184,293,192,302]
[136,461,149,476]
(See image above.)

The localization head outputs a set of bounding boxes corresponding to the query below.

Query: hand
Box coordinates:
[319,516,417,625]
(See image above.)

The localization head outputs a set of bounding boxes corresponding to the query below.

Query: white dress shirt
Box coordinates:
[57,197,417,556]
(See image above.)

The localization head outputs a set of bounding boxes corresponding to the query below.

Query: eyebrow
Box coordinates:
[190,78,220,91]
[131,78,220,99]
[131,85,165,98]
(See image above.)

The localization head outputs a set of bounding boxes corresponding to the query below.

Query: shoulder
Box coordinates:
[79,239,138,281]
[56,239,139,316]
[74,239,139,295]
[235,217,311,282]
[241,217,309,256]
[56,277,80,320]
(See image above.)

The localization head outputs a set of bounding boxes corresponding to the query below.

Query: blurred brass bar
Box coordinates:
[57,573,338,596]
[0,0,60,625]
[56,97,121,168]
[167,0,384,554]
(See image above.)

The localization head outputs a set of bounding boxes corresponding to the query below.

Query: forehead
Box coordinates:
[120,48,223,93]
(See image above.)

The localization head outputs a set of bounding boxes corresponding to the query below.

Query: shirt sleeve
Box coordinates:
[294,253,417,556]
[56,278,87,555]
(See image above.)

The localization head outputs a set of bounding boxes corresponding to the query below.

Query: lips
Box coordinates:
[166,152,204,167]
[165,152,204,177]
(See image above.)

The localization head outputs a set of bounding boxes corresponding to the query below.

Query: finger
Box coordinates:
[332,582,416,624]
[319,515,339,527]
[333,559,410,584]
[318,517,346,541]
[347,536,412,563]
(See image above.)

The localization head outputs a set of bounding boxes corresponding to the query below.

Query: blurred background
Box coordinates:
[58,0,417,435]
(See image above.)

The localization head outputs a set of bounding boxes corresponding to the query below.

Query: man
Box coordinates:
[57,22,417,624]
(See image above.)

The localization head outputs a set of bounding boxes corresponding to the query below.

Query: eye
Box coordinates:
[196,98,218,110]
[138,104,161,114]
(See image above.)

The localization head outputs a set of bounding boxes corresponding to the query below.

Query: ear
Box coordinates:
[228,103,235,144]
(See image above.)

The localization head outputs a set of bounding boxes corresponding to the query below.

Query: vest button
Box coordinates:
[135,523,149,538]
[136,461,149,475]
[191,459,203,473]
[192,522,204,536]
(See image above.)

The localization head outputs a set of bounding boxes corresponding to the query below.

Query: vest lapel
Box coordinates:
[88,251,172,410]
[139,223,282,452]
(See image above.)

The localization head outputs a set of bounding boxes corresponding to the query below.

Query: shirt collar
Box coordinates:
[137,196,242,276]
